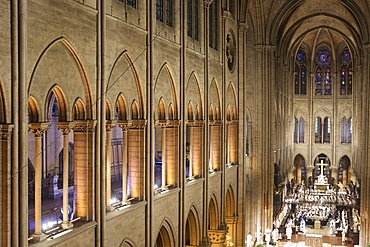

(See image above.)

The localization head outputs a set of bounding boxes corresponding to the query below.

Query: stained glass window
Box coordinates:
[209,0,218,50]
[187,0,199,40]
[339,48,352,95]
[119,0,136,8]
[314,47,332,95]
[294,49,307,95]
[156,0,173,27]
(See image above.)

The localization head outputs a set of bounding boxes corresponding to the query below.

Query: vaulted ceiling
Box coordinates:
[242,0,370,62]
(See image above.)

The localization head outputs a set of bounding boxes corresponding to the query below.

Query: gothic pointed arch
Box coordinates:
[209,104,214,121]
[338,155,351,184]
[29,37,93,121]
[313,153,331,179]
[186,72,203,120]
[293,154,306,184]
[226,105,232,121]
[225,186,236,217]
[154,63,178,120]
[155,219,176,247]
[209,78,221,120]
[73,97,86,120]
[185,204,200,246]
[116,94,128,121]
[45,85,68,122]
[187,101,194,121]
[158,97,166,121]
[106,99,112,120]
[119,238,136,247]
[226,82,237,119]
[131,100,139,120]
[28,96,40,123]
[208,195,219,230]
[107,50,144,120]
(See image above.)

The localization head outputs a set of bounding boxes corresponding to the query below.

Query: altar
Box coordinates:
[305,233,323,247]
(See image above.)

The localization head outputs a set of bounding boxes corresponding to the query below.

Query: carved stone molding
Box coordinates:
[0,124,14,140]
[73,120,97,132]
[203,0,213,8]
[209,120,222,126]
[29,122,50,137]
[187,119,204,127]
[131,119,147,129]
[156,119,180,128]
[118,120,130,131]
[106,120,117,131]
[225,216,238,225]
[118,119,147,130]
[208,229,226,244]
[226,120,239,125]
[222,10,231,19]
[56,122,74,134]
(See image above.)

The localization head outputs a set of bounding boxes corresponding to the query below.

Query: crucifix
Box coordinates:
[317,160,329,176]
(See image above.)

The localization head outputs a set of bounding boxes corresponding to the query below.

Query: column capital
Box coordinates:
[187,119,204,127]
[156,119,180,128]
[131,119,147,129]
[118,119,147,130]
[208,229,227,244]
[209,119,222,126]
[226,119,238,125]
[225,216,238,224]
[118,120,130,130]
[222,10,231,19]
[203,0,213,8]
[73,119,97,132]
[56,122,74,134]
[106,120,117,131]
[238,22,248,33]
[29,122,50,136]
[0,124,14,140]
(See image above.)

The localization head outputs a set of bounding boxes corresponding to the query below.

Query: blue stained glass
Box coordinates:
[342,49,351,64]
[296,50,306,63]
[315,48,331,66]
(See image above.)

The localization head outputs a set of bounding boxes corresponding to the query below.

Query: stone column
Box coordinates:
[208,229,227,247]
[105,121,116,211]
[188,125,193,178]
[226,216,238,246]
[342,169,348,186]
[73,120,96,219]
[0,125,13,246]
[296,164,302,184]
[128,120,146,199]
[30,123,49,241]
[188,120,204,178]
[118,121,128,204]
[227,121,238,165]
[161,120,179,188]
[56,122,73,229]
[331,167,338,185]
[210,120,222,171]
[306,166,314,185]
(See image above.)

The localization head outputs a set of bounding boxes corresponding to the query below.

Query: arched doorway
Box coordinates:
[293,154,306,185]
[155,220,175,247]
[185,207,199,246]
[338,155,351,186]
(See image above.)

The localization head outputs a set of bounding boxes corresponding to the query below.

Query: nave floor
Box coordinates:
[278,234,355,247]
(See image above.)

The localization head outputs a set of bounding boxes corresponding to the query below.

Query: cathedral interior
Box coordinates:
[1,0,370,246]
